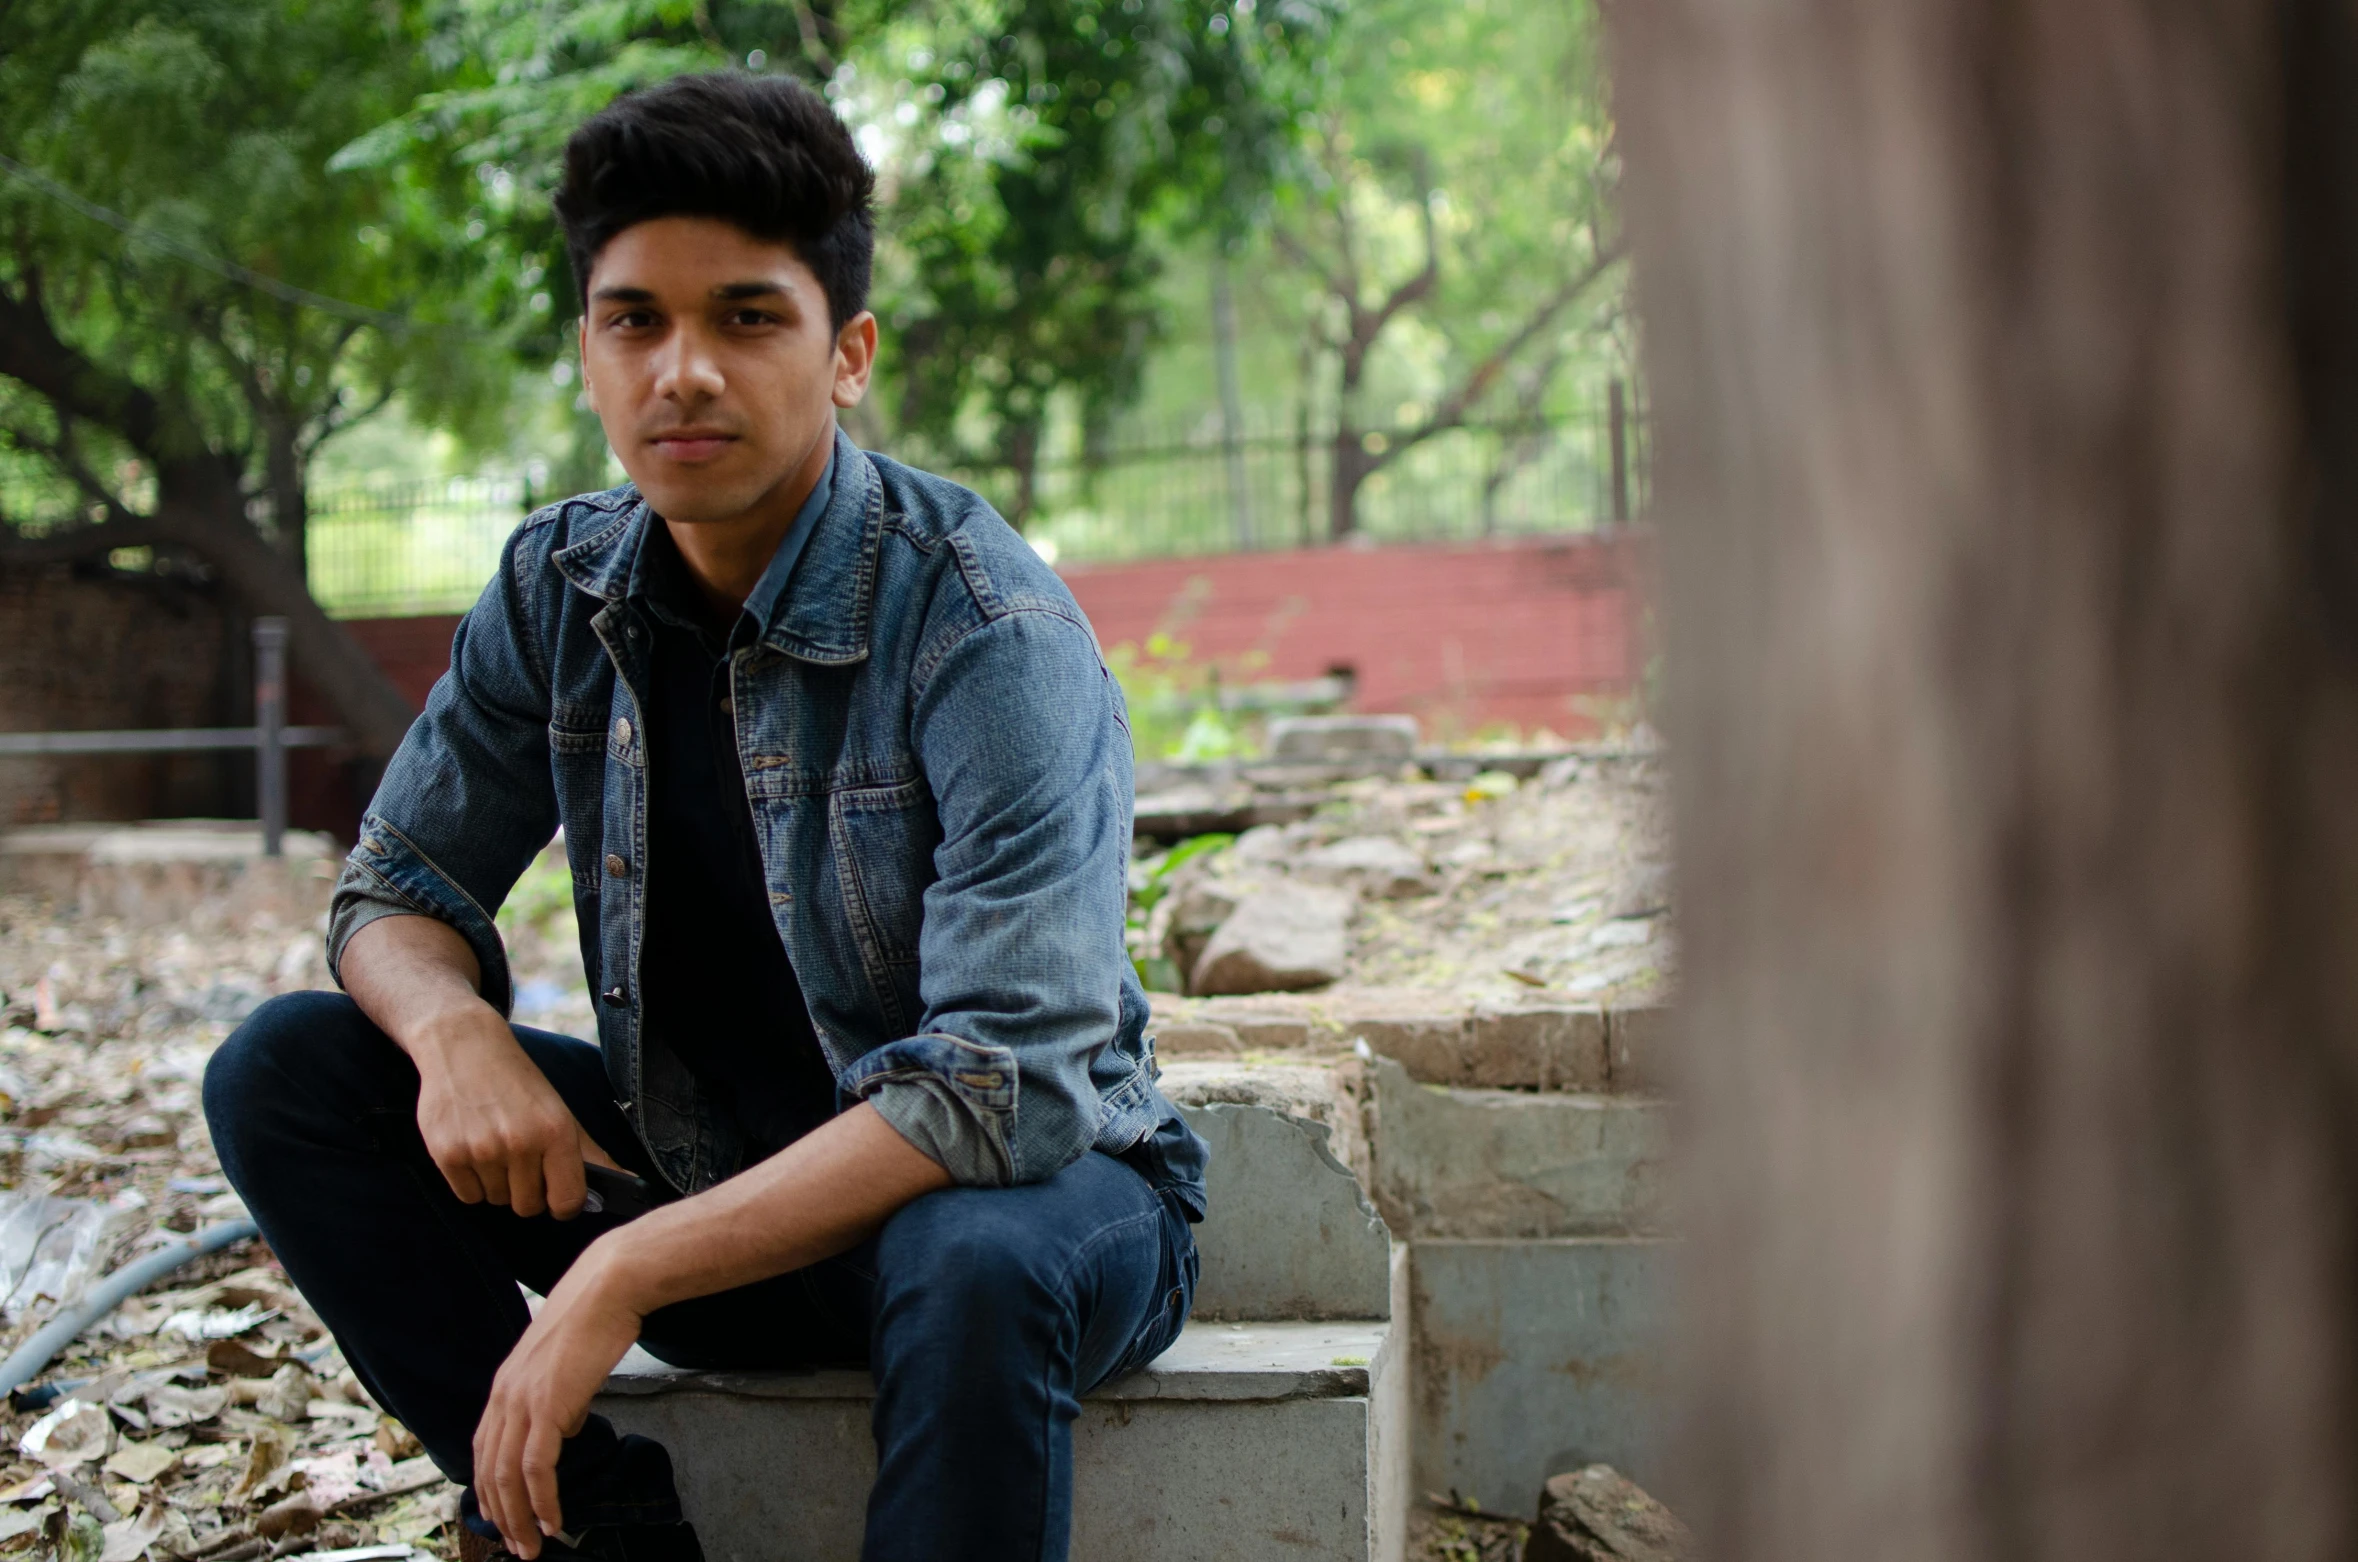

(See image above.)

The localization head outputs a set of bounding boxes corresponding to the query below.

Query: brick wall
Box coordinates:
[9,532,1652,842]
[336,533,1655,753]
[1058,532,1652,740]
[0,565,247,826]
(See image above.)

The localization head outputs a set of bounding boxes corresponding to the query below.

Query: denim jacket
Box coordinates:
[325,429,1209,1213]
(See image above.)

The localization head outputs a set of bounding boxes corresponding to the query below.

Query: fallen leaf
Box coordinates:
[100,1443,174,1485]
[21,1400,112,1469]
[97,1499,164,1562]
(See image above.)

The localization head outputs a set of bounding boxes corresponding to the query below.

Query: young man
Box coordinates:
[204,72,1207,1562]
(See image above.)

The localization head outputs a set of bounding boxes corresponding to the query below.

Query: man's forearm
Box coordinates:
[340,911,494,1063]
[576,1103,952,1315]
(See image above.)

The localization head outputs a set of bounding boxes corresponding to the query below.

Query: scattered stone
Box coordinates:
[1266,715,1419,766]
[1160,878,1245,981]
[1296,836,1432,899]
[1191,883,1353,995]
[1523,1465,1692,1562]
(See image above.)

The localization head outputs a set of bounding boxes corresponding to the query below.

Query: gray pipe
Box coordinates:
[0,1220,260,1397]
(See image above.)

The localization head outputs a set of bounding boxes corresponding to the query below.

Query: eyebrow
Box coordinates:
[588,281,793,303]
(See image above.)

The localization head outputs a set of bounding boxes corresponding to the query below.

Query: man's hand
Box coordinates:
[413,1011,620,1218]
[471,1103,951,1556]
[474,1237,643,1558]
[341,914,622,1220]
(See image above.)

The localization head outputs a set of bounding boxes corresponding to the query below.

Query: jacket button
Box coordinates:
[718,695,734,716]
[613,716,633,746]
[605,853,629,878]
[602,986,628,1006]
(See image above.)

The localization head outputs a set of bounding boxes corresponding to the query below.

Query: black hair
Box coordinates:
[553,72,876,330]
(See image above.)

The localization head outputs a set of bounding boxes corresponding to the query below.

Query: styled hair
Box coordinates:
[553,72,876,329]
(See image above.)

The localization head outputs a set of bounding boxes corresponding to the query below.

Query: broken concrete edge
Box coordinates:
[1179,1102,1395,1322]
[1149,999,1674,1094]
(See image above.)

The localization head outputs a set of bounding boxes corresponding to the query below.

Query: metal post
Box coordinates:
[1609,378,1631,527]
[253,617,288,858]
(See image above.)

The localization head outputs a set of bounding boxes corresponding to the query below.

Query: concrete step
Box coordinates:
[600,1317,1405,1562]
[1408,1238,1670,1516]
[594,1102,1406,1560]
[1365,1056,1670,1241]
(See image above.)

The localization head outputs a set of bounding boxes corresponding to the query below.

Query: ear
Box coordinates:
[832,312,879,409]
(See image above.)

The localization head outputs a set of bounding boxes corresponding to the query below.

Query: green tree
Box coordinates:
[0,0,506,756]
[1275,0,1622,537]
[352,0,1325,525]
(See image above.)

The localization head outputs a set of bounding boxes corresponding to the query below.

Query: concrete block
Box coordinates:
[598,1318,1406,1562]
[1606,1007,1674,1093]
[1344,1014,1468,1083]
[0,822,336,930]
[1408,1239,1671,1513]
[1181,1103,1391,1321]
[1152,1021,1244,1057]
[1465,1007,1609,1091]
[1365,1059,1668,1239]
[1267,715,1420,767]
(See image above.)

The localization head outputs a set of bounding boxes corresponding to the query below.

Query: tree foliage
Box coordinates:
[0,0,506,752]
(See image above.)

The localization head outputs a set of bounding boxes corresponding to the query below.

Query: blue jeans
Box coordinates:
[203,991,1198,1562]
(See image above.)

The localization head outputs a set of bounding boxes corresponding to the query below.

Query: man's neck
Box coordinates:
[662,421,834,628]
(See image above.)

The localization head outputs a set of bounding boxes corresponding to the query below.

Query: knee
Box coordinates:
[874,1194,1065,1330]
[202,991,378,1146]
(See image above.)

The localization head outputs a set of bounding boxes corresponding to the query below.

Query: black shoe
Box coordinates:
[457,1519,705,1562]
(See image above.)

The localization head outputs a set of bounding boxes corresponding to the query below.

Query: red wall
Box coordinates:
[1059,532,1651,740]
[291,532,1651,839]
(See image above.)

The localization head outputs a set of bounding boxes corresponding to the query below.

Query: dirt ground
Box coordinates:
[0,748,1670,1559]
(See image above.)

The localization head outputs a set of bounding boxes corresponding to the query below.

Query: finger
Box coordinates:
[522,1413,566,1541]
[508,1145,548,1219]
[543,1144,587,1222]
[476,1151,513,1209]
[494,1406,540,1558]
[439,1154,487,1206]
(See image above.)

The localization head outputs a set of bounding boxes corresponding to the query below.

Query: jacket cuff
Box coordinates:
[325,822,516,1016]
[839,1033,1019,1186]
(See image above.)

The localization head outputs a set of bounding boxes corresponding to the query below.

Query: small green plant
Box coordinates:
[1104,633,1259,762]
[1125,832,1233,989]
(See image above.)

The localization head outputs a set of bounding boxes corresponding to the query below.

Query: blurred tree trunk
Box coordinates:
[1617,3,2358,1560]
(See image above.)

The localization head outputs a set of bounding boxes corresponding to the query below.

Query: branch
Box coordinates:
[1364,160,1441,343]
[1373,234,1628,470]
[0,282,186,462]
[0,514,172,564]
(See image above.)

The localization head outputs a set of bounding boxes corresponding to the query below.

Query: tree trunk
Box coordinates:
[1617,3,2358,1560]
[1328,428,1371,540]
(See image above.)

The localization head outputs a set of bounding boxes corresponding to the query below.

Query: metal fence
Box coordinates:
[304,406,1644,619]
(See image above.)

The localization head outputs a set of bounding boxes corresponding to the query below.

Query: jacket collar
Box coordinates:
[551,427,880,666]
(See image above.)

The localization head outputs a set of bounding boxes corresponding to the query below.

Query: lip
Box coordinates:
[648,431,738,463]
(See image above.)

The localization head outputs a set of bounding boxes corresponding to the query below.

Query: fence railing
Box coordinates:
[304,407,1644,619]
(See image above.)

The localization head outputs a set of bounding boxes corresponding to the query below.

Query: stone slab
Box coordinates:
[1408,1239,1671,1514]
[598,1318,1405,1562]
[1366,1059,1668,1240]
[0,821,337,930]
[1338,1006,1609,1092]
[1179,1102,1392,1321]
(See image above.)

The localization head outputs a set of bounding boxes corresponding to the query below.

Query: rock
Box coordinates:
[1266,714,1420,766]
[1296,836,1432,898]
[1190,883,1353,995]
[1161,878,1245,979]
[1524,1465,1693,1562]
[1610,861,1672,920]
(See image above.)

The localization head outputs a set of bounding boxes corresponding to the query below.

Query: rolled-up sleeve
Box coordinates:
[324,529,561,1015]
[837,607,1131,1186]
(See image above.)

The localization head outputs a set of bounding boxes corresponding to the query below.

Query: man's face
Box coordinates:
[578,216,874,524]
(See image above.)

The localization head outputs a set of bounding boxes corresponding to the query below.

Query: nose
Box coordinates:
[650,321,726,405]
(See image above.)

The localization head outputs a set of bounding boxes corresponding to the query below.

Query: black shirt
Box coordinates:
[633,509,839,1160]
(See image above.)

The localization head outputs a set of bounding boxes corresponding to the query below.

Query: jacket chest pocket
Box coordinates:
[826,779,938,968]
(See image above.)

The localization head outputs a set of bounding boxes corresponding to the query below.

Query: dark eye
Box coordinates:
[608,309,656,330]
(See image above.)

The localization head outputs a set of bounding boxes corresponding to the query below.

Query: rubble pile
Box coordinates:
[0,900,459,1561]
[1133,748,1672,1008]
